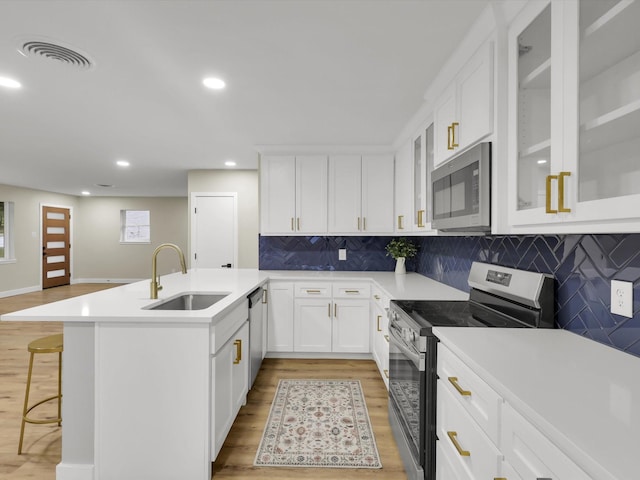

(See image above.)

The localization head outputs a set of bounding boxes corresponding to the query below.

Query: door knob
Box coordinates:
[221,263,232,268]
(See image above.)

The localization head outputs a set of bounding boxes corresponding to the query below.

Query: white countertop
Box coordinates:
[433,327,640,480]
[1,269,467,324]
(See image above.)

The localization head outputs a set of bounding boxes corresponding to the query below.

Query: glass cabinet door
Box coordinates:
[578,0,640,203]
[515,3,552,212]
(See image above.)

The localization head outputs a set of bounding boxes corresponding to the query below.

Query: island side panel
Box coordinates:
[57,322,97,479]
[94,322,211,480]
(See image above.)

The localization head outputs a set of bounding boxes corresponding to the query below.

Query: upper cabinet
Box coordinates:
[328,154,394,234]
[433,41,494,168]
[508,0,640,232]
[395,123,436,233]
[260,155,328,234]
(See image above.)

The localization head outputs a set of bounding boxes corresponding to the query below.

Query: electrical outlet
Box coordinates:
[611,280,633,318]
[338,248,347,261]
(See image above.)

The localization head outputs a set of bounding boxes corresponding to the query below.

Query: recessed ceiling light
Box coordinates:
[203,77,226,90]
[116,160,130,167]
[225,160,236,167]
[537,159,548,164]
[81,191,91,196]
[0,76,21,89]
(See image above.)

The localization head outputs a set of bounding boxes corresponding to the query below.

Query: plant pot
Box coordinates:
[395,257,406,275]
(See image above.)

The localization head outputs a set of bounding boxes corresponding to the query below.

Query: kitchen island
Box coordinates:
[1,268,467,480]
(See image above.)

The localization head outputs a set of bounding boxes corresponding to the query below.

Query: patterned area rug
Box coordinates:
[254,379,382,469]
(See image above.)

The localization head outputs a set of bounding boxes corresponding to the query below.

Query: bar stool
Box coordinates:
[18,333,63,454]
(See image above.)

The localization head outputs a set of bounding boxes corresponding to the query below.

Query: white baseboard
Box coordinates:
[56,462,95,480]
[72,278,141,284]
[265,352,372,360]
[0,285,39,299]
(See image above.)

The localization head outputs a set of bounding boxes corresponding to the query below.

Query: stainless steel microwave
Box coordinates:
[431,142,491,232]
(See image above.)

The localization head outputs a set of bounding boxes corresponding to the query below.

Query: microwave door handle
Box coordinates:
[388,326,422,369]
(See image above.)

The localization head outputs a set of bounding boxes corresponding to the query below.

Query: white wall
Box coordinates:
[0,184,79,295]
[187,170,259,269]
[74,196,188,281]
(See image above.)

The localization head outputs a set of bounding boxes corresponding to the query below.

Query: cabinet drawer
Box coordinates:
[294,283,331,298]
[436,440,472,480]
[501,403,590,480]
[437,344,502,444]
[371,285,390,309]
[437,379,501,479]
[211,300,249,354]
[333,283,370,298]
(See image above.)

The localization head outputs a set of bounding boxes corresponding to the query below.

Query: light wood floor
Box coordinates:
[0,285,407,479]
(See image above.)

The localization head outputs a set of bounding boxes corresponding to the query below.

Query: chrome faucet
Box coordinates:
[150,243,187,299]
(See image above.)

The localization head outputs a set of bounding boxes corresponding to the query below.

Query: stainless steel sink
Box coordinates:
[145,293,228,311]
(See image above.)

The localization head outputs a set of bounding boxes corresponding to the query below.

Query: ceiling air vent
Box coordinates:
[20,40,94,70]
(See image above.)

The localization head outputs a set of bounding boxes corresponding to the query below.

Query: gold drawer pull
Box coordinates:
[377,315,382,332]
[447,431,470,456]
[306,289,321,294]
[383,369,389,378]
[448,376,471,396]
[494,478,508,480]
[345,290,360,294]
[384,334,389,343]
[233,339,242,364]
[374,294,381,300]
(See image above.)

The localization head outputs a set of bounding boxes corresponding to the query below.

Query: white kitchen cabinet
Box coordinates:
[508,0,640,232]
[292,282,370,353]
[267,281,294,352]
[433,41,493,168]
[328,154,394,234]
[294,297,333,352]
[260,155,327,234]
[211,320,248,461]
[394,123,436,234]
[370,286,389,388]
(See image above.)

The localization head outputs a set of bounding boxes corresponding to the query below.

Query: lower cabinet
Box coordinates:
[267,282,294,352]
[371,286,389,389]
[211,320,249,461]
[436,343,591,480]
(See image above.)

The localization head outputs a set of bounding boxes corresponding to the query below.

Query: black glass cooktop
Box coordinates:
[391,299,531,331]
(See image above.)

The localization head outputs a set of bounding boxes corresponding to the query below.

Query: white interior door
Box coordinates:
[191,193,237,269]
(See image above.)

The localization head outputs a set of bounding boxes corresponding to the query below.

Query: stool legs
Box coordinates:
[18,350,63,454]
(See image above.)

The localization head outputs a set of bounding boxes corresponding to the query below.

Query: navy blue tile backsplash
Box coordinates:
[259,234,640,357]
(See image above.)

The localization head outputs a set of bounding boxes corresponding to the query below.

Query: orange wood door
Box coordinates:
[42,206,71,289]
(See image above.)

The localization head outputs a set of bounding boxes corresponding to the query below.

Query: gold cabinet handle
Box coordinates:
[328,303,331,317]
[357,217,361,230]
[377,315,382,332]
[398,215,404,230]
[447,431,470,456]
[297,217,300,230]
[374,294,381,300]
[262,289,267,304]
[345,290,360,294]
[417,209,425,228]
[448,376,471,396]
[291,217,295,231]
[306,289,321,294]
[384,334,389,343]
[451,122,459,148]
[363,217,366,231]
[545,175,558,214]
[334,303,337,317]
[447,125,453,150]
[494,478,508,480]
[233,339,242,364]
[383,369,389,378]
[558,171,571,213]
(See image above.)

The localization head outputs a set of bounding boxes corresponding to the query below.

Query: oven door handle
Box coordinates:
[388,325,423,370]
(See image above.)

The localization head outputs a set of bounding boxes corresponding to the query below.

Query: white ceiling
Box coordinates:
[0,0,489,197]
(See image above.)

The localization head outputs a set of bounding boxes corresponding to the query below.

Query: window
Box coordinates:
[120,210,151,244]
[0,201,14,262]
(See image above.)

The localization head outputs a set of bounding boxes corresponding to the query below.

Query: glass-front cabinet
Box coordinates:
[508,0,640,232]
[395,122,435,233]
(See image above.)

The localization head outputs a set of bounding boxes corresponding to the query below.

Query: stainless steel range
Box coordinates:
[387,262,554,480]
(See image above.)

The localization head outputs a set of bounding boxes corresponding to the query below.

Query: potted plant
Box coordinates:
[385,238,418,275]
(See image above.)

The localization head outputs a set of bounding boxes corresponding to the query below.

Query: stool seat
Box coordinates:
[18,333,63,454]
[28,333,63,354]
